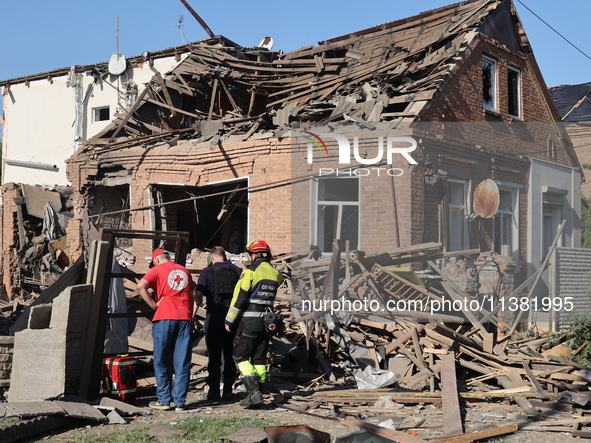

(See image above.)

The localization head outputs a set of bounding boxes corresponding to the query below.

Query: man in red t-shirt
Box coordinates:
[137,248,197,411]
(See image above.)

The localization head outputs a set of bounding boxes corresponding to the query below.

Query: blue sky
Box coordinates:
[0,0,589,88]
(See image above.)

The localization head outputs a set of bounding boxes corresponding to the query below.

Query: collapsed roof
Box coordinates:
[77,0,536,155]
[549,82,591,123]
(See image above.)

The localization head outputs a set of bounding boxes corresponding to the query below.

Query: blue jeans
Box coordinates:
[152,320,192,406]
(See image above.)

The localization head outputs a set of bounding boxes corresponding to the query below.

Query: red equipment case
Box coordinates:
[102,355,137,405]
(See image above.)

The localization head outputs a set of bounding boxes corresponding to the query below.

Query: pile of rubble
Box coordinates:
[261,239,591,440]
[4,184,73,301]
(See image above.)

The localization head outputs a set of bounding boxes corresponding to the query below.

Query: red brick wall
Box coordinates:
[1,184,21,299]
[564,123,591,198]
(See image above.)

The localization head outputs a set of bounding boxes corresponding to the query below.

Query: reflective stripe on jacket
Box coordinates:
[224,259,283,330]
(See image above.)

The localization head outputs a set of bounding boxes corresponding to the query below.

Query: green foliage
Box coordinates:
[582,196,591,248]
[568,313,591,365]
[72,415,276,443]
[174,416,275,442]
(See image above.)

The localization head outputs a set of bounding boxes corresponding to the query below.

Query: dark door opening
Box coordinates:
[152,180,248,254]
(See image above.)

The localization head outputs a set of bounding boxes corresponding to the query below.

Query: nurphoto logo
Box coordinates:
[304,132,418,176]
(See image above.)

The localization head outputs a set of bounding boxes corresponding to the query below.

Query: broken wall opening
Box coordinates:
[151,179,248,253]
[88,185,132,257]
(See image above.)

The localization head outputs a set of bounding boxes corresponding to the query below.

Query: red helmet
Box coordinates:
[247,240,271,257]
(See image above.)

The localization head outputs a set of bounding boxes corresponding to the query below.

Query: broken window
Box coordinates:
[493,184,519,257]
[446,181,470,251]
[507,66,521,118]
[482,56,497,111]
[151,180,248,254]
[93,106,110,122]
[313,176,359,253]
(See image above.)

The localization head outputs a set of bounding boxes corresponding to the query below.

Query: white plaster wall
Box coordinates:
[527,158,582,328]
[2,77,75,186]
[2,54,186,187]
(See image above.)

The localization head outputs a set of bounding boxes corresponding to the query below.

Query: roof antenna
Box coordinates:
[178,0,215,38]
[177,15,184,29]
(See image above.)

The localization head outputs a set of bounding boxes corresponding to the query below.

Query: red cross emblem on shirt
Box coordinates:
[167,269,189,290]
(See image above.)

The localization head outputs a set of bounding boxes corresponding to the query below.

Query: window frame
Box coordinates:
[92,106,110,123]
[483,55,498,112]
[446,179,471,252]
[507,65,522,119]
[492,181,521,257]
[311,175,361,253]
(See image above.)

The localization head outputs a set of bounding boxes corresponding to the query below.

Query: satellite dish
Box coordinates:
[473,179,500,219]
[108,52,126,76]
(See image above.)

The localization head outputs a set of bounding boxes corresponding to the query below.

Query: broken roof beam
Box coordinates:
[218,78,242,116]
[154,72,176,117]
[145,98,200,119]
[179,0,215,38]
[107,87,150,143]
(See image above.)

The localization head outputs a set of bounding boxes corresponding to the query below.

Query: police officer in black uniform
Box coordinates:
[195,246,242,400]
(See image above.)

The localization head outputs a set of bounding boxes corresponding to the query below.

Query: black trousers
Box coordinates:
[232,322,269,366]
[205,324,236,382]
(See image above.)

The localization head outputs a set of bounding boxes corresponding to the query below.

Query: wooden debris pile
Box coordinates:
[78,0,502,152]
[266,239,591,440]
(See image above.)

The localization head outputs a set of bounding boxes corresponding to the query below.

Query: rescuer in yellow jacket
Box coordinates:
[224,240,283,407]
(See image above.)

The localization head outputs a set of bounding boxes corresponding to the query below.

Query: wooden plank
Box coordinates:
[107,86,149,143]
[171,74,194,96]
[431,424,518,443]
[498,370,537,415]
[441,350,464,437]
[208,78,219,120]
[388,90,436,104]
[218,78,241,114]
[366,341,380,370]
[344,418,428,443]
[386,326,422,354]
[522,360,549,399]
[154,72,175,116]
[505,220,565,340]
[145,98,200,119]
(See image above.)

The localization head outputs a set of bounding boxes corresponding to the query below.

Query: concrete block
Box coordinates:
[50,284,92,332]
[8,328,67,401]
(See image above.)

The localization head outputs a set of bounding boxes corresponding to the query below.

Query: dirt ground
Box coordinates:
[17,386,587,442]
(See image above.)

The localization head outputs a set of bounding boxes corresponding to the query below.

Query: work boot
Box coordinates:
[240,375,263,408]
[206,378,221,401]
[222,379,234,400]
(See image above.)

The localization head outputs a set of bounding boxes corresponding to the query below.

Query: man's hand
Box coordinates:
[225,324,231,332]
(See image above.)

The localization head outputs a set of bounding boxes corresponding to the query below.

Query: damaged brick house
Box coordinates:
[4,0,584,304]
[0,42,200,299]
